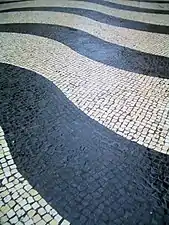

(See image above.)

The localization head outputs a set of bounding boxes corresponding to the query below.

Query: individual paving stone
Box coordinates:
[0,211,3,218]
[23,204,31,211]
[6,154,12,159]
[0,200,4,207]
[4,151,10,156]
[43,214,53,222]
[34,194,41,201]
[22,192,29,198]
[21,215,30,223]
[27,209,36,218]
[18,199,27,207]
[33,214,41,223]
[29,189,38,196]
[1,205,10,215]
[25,219,34,225]
[16,209,25,217]
[19,177,24,182]
[7,209,15,219]
[4,195,11,203]
[38,208,46,216]
[1,157,6,163]
[18,188,25,195]
[14,172,22,179]
[8,200,16,208]
[8,159,14,165]
[2,222,10,225]
[50,219,59,225]
[2,147,8,153]
[50,209,58,217]
[0,173,4,179]
[2,178,8,185]
[0,215,8,223]
[32,202,40,210]
[54,215,62,224]
[39,199,47,207]
[36,219,46,225]
[45,204,52,212]
[14,204,20,212]
[12,192,19,200]
[15,183,23,190]
[10,165,16,169]
[0,140,7,147]
[13,179,19,185]
[24,184,32,192]
[27,196,34,204]
[1,190,9,198]
[11,168,17,175]
[61,219,70,225]
[11,186,18,194]
[10,216,18,224]
[16,221,24,225]
[6,182,14,189]
[9,176,15,182]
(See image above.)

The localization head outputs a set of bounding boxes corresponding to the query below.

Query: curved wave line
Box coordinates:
[1,62,168,225]
[0,11,169,57]
[128,0,169,3]
[0,0,32,4]
[0,32,169,153]
[0,125,70,224]
[0,0,168,26]
[0,23,169,78]
[106,0,169,9]
[74,0,169,14]
[1,7,169,35]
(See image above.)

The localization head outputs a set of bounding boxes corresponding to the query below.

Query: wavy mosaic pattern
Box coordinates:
[0,0,169,224]
[0,0,169,25]
[0,11,169,56]
[0,125,70,225]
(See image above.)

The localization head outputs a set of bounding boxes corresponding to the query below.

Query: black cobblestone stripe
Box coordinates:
[128,0,169,3]
[0,0,32,4]
[1,7,169,35]
[1,62,169,225]
[75,0,169,14]
[0,23,169,79]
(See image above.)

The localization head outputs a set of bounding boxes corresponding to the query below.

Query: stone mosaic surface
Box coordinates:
[0,0,169,25]
[0,0,169,224]
[0,126,70,225]
[0,33,168,154]
[0,62,169,225]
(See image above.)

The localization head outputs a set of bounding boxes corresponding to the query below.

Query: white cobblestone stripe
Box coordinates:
[0,11,169,57]
[0,126,70,225]
[0,0,169,25]
[77,0,169,14]
[0,33,168,154]
[106,0,169,10]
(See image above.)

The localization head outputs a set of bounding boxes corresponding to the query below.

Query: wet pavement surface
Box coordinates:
[0,0,169,225]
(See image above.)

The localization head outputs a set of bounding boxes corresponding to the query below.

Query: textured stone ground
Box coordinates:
[0,0,169,225]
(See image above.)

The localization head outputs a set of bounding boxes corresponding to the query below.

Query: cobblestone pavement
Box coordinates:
[0,0,169,224]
